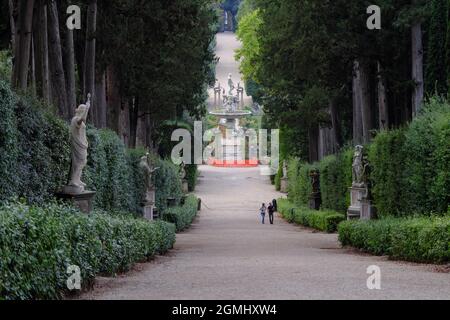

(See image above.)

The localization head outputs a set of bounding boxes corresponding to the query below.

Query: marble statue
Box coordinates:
[140,153,159,196]
[282,160,288,179]
[179,161,186,180]
[352,145,365,187]
[310,169,320,194]
[227,73,235,95]
[66,94,91,193]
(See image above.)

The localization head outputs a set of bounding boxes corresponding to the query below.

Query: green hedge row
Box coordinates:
[338,216,450,263]
[277,198,345,233]
[0,80,186,215]
[0,202,176,300]
[163,195,199,232]
[368,98,450,216]
[286,150,352,213]
[318,148,353,213]
[284,98,450,217]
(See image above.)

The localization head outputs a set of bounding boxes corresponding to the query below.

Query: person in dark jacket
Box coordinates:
[272,199,278,212]
[268,202,275,224]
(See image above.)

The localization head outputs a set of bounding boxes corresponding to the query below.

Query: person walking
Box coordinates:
[259,203,266,224]
[272,199,278,212]
[268,202,275,225]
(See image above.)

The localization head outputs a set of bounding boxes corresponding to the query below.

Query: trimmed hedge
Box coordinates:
[318,148,353,213]
[0,80,186,215]
[338,216,450,263]
[278,198,345,233]
[287,159,315,207]
[0,202,176,300]
[163,195,199,232]
[367,98,450,217]
[285,98,450,217]
[368,129,407,217]
[286,149,352,214]
[185,164,199,192]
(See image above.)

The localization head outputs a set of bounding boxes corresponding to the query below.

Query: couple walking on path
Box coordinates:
[259,200,277,225]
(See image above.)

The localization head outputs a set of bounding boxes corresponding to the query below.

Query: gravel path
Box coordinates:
[80,166,449,300]
[207,32,252,109]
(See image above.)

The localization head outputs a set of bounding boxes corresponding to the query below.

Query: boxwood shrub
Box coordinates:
[163,195,199,232]
[0,202,176,300]
[0,80,188,215]
[277,198,345,233]
[338,216,450,263]
[318,148,353,213]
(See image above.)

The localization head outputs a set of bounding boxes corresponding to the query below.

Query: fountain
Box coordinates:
[210,73,251,131]
[209,74,256,167]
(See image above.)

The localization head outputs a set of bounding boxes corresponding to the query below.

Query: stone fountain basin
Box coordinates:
[209,110,252,119]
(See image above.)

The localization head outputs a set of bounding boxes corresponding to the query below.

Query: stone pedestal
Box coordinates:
[142,189,156,221]
[309,192,321,210]
[347,186,366,220]
[142,203,154,221]
[182,179,189,193]
[280,177,288,193]
[361,199,376,220]
[56,190,96,214]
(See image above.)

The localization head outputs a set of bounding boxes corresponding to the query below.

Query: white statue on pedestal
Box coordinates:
[352,145,365,187]
[140,153,159,203]
[282,160,288,179]
[66,94,91,194]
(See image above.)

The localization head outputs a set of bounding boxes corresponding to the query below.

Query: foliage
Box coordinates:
[235,9,262,82]
[368,98,450,216]
[338,216,450,263]
[318,148,353,213]
[0,80,18,201]
[425,0,449,96]
[154,158,184,215]
[0,50,11,82]
[163,195,199,232]
[402,98,450,215]
[0,202,176,300]
[368,129,407,217]
[284,98,450,217]
[185,164,199,192]
[278,198,345,233]
[0,88,71,204]
[97,0,218,121]
[287,159,316,207]
[0,81,184,215]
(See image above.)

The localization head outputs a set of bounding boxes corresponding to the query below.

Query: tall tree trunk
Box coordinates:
[8,0,17,54]
[95,71,107,128]
[352,60,363,145]
[119,98,130,146]
[377,62,389,130]
[359,60,372,144]
[145,114,154,150]
[13,0,35,90]
[106,65,121,133]
[33,0,50,102]
[129,96,139,148]
[29,35,36,95]
[48,0,68,119]
[329,97,342,148]
[412,23,424,117]
[318,127,335,161]
[83,0,97,111]
[65,27,76,118]
[308,126,319,163]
